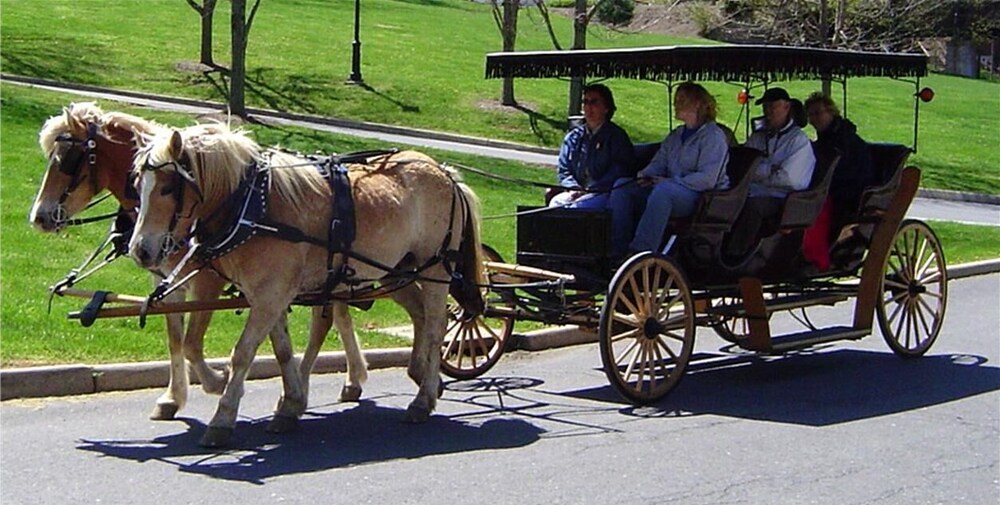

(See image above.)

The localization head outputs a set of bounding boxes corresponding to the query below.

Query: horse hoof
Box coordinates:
[266,415,300,434]
[199,427,234,448]
[339,385,363,402]
[404,404,431,424]
[149,403,179,420]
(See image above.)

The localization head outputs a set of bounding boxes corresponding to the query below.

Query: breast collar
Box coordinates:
[194,162,270,262]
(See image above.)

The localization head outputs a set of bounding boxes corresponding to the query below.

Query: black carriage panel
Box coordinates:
[516,207,612,284]
[859,143,911,217]
[777,147,840,231]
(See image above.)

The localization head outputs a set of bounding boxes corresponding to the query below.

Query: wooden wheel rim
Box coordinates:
[599,253,695,404]
[877,220,948,356]
[440,245,515,379]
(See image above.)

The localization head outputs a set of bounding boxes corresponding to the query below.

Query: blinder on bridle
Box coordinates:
[52,122,101,204]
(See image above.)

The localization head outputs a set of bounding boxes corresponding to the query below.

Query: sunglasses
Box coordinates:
[582,98,603,106]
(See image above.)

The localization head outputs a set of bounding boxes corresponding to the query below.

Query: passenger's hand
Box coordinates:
[637,176,654,187]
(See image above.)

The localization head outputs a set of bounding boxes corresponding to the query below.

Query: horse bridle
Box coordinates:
[140,150,203,258]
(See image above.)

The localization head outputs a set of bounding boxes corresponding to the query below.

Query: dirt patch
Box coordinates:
[174,60,220,73]
[475,98,541,114]
[551,2,710,39]
[624,3,705,38]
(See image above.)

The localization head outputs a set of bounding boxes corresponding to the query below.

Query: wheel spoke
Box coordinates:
[883,278,909,290]
[610,327,642,343]
[627,276,646,317]
[612,310,642,327]
[641,264,653,315]
[655,335,679,361]
[619,281,643,318]
[617,337,642,370]
[913,298,933,340]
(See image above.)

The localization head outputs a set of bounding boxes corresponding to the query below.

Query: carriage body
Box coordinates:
[455,44,948,403]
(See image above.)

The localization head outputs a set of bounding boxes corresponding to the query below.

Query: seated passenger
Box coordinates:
[549,83,634,209]
[805,91,875,238]
[723,87,816,260]
[609,82,730,257]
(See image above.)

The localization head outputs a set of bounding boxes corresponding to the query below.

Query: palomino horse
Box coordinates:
[128,124,484,447]
[29,105,392,424]
[29,103,230,418]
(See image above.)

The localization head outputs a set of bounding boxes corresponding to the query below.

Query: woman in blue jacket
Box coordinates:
[549,84,634,209]
[609,82,730,257]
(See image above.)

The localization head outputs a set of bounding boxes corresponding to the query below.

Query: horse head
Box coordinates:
[29,103,154,232]
[129,124,259,269]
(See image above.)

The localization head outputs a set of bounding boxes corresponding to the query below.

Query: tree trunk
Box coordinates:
[230,0,247,118]
[500,0,519,106]
[819,0,832,96]
[567,0,588,123]
[200,0,217,66]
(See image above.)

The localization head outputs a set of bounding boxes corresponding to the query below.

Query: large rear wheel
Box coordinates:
[598,253,695,404]
[877,220,947,357]
[440,244,516,379]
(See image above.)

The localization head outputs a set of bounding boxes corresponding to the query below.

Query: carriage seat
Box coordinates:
[775,146,840,231]
[677,145,762,233]
[857,143,912,218]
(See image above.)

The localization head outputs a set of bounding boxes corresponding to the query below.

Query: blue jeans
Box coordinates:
[610,178,700,256]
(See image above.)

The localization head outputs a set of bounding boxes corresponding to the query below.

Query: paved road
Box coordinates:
[3,274,997,504]
[5,76,999,226]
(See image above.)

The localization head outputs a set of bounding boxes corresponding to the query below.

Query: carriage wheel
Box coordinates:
[440,244,516,379]
[877,219,947,357]
[598,252,695,404]
[708,296,749,343]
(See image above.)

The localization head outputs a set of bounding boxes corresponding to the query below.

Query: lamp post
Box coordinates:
[347,0,364,84]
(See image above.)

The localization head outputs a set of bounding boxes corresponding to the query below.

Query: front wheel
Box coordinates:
[877,220,947,357]
[440,244,516,379]
[598,253,695,404]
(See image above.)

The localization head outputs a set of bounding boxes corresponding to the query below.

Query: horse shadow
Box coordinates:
[562,349,1000,426]
[76,397,544,484]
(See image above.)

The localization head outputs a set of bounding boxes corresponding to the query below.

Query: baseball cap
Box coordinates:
[754,87,791,105]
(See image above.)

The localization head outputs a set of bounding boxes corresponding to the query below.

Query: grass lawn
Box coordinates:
[1,80,997,367]
[1,0,998,194]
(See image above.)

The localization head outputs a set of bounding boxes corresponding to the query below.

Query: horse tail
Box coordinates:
[451,181,485,315]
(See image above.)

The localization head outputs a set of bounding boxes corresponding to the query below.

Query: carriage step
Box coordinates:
[767,326,870,353]
[708,292,850,318]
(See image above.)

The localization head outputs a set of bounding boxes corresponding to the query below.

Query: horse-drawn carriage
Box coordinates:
[440,45,946,403]
[35,45,945,445]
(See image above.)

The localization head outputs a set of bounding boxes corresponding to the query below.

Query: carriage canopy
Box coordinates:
[485,44,928,83]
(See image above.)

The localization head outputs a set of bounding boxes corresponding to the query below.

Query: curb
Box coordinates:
[3,259,996,402]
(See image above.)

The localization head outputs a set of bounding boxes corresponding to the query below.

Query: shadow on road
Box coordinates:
[77,398,544,484]
[564,349,1000,426]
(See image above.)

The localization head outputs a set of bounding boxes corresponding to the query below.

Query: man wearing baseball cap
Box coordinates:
[723,87,816,261]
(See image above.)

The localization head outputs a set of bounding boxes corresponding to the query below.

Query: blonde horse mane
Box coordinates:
[138,123,327,216]
[101,110,168,149]
[38,102,104,156]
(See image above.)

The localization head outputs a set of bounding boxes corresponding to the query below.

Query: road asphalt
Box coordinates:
[2,74,998,401]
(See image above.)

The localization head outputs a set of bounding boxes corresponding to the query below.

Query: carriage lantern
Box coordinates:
[737,89,751,105]
[916,87,935,102]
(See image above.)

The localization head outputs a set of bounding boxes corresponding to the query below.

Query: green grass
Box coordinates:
[2,0,996,193]
[1,84,997,367]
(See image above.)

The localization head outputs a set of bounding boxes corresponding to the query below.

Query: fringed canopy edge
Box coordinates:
[485,45,928,82]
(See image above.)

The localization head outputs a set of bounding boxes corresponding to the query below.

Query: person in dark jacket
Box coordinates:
[805,91,875,238]
[550,83,634,209]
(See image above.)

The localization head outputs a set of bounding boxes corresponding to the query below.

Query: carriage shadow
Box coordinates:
[76,399,544,484]
[562,349,1000,426]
